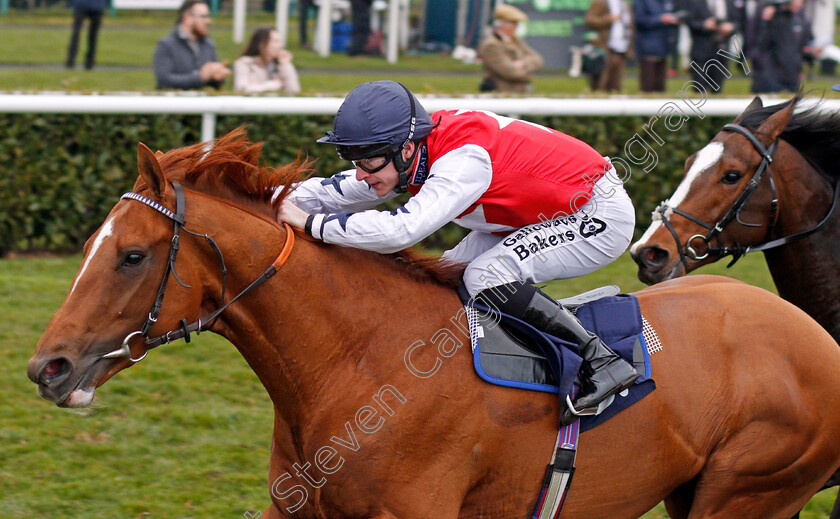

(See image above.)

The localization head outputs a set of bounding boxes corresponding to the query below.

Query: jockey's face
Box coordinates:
[355,141,415,197]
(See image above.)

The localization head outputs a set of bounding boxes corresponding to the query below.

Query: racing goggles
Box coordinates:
[336,143,397,174]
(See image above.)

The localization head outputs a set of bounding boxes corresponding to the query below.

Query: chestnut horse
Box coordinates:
[630,95,840,518]
[28,130,840,518]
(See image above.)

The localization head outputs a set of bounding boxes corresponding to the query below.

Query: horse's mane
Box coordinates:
[133,127,306,222]
[134,127,465,288]
[736,95,840,180]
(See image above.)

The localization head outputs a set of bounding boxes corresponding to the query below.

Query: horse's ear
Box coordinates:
[137,143,169,198]
[755,99,796,143]
[733,97,764,123]
[155,150,165,159]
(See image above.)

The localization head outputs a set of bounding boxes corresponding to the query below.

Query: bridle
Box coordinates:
[654,123,840,272]
[102,182,295,363]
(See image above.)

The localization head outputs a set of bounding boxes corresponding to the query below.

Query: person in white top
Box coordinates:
[233,27,301,94]
[805,0,840,64]
[585,0,635,91]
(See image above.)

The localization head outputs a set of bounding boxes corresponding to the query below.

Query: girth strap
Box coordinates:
[533,402,580,519]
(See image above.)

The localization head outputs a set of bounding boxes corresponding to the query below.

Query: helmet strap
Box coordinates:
[393,81,419,194]
[394,170,409,194]
[392,142,421,194]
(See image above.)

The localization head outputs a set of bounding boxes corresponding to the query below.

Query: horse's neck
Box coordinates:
[192,207,462,428]
[763,146,840,341]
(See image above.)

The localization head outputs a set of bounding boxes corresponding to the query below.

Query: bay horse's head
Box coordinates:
[630,96,798,284]
[26,129,300,407]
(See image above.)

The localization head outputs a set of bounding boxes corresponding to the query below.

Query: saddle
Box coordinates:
[464,286,656,431]
[460,286,661,519]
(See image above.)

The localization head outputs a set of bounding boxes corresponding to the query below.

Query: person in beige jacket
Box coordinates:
[585,0,634,92]
[234,27,301,94]
[478,5,544,93]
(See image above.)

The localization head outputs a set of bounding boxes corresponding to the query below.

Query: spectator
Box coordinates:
[298,0,315,49]
[804,0,840,68]
[748,0,810,92]
[348,0,377,56]
[634,0,680,92]
[684,0,736,92]
[65,0,107,70]
[153,0,230,90]
[568,31,607,88]
[730,0,749,37]
[234,27,301,94]
[585,0,634,92]
[478,5,544,93]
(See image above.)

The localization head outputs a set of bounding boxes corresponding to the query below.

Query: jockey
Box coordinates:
[276,80,637,424]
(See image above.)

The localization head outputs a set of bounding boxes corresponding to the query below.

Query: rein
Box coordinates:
[102,182,295,363]
[656,123,839,271]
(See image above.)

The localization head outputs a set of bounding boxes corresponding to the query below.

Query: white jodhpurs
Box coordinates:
[443,175,636,296]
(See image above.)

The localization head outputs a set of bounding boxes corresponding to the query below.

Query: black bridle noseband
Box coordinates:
[655,123,839,272]
[102,182,295,363]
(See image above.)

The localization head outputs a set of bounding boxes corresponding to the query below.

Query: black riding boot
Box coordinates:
[475,283,638,424]
[523,290,638,422]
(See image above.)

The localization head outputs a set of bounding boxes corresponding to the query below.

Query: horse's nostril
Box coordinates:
[41,358,71,385]
[643,246,670,269]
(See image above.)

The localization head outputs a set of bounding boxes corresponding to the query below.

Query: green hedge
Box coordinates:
[0,112,732,255]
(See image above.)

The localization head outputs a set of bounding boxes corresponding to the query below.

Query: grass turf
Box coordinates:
[2,250,838,518]
[1,10,838,95]
[2,8,840,518]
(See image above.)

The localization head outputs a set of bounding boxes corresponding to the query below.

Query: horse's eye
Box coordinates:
[721,170,743,185]
[122,252,145,267]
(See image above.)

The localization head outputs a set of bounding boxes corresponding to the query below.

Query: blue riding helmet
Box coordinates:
[318,81,434,193]
[834,84,840,92]
[317,81,434,149]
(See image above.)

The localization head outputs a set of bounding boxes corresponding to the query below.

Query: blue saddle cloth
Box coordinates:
[465,293,656,431]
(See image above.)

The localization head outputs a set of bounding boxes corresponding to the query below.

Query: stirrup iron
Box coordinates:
[564,394,616,418]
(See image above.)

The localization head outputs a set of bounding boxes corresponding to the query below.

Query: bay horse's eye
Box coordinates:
[721,170,743,185]
[122,252,145,267]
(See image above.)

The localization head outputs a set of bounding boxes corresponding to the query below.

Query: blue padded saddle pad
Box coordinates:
[468,294,656,431]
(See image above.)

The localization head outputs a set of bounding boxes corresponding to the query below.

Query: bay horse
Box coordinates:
[631,95,840,340]
[27,129,840,518]
[630,95,840,517]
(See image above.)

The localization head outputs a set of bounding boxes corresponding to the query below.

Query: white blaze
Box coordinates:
[668,142,725,207]
[70,218,114,295]
[630,142,724,254]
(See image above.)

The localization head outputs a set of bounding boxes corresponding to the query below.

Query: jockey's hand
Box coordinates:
[276,199,309,229]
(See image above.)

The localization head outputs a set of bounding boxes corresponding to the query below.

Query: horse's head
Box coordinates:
[26,144,207,407]
[630,96,797,284]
